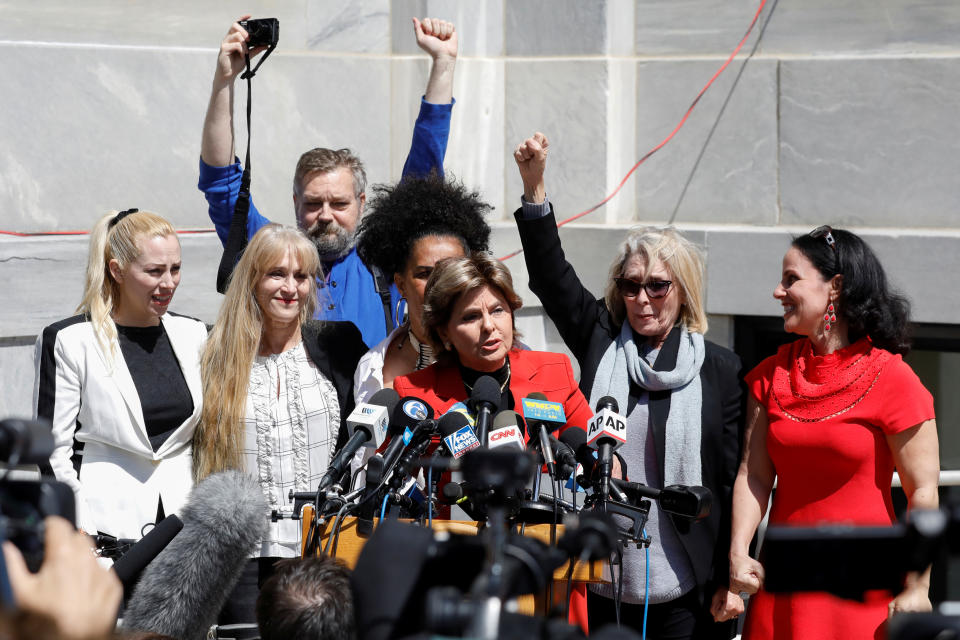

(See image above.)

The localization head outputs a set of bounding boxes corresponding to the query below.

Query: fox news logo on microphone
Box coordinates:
[587,410,627,447]
[444,425,481,458]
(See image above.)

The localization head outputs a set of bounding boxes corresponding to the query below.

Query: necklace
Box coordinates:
[399,325,435,371]
[771,337,890,423]
[462,359,512,394]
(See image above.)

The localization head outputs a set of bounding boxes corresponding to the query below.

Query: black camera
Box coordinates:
[0,418,75,573]
[239,18,279,48]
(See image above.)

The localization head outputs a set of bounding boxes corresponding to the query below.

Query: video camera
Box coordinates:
[760,506,960,640]
[0,418,74,572]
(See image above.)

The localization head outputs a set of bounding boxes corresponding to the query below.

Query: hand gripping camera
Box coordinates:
[0,418,75,573]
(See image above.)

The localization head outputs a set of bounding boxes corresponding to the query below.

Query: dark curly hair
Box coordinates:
[356,173,492,277]
[793,228,911,355]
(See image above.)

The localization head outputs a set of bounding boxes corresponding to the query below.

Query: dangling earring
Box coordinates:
[395,296,408,326]
[824,302,837,332]
[444,341,452,351]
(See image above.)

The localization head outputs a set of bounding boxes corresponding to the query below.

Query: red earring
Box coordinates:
[824,303,837,332]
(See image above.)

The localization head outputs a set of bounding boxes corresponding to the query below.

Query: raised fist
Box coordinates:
[514,132,550,202]
[413,17,458,60]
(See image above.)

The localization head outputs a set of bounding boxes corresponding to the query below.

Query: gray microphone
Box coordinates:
[123,470,268,640]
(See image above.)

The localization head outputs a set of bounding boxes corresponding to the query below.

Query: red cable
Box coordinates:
[500,0,768,262]
[2,0,766,247]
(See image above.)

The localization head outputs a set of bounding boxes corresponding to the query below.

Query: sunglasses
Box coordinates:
[615,278,673,299]
[809,225,840,270]
[809,225,836,253]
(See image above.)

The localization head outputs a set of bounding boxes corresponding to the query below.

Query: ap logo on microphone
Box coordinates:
[587,410,627,445]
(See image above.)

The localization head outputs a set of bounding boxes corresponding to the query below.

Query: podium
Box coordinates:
[300,505,605,613]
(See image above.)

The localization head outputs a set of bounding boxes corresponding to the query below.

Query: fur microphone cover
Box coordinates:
[123,470,268,640]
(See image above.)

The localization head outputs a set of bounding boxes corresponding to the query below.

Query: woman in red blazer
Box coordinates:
[391,252,593,631]
[392,252,592,435]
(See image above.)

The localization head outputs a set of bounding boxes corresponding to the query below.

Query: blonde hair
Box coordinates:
[77,210,177,363]
[422,253,523,361]
[603,227,708,334]
[194,225,321,480]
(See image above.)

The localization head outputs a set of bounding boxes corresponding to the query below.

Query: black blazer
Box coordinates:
[515,206,743,599]
[300,319,368,452]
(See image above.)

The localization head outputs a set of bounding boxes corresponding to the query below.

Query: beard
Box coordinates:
[304,219,355,262]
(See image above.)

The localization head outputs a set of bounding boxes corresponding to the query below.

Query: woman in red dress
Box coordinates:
[730,226,940,639]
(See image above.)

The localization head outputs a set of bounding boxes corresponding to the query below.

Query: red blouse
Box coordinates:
[746,337,934,526]
[742,338,935,640]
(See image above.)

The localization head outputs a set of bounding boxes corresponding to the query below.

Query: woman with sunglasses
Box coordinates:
[512,133,745,639]
[730,227,939,639]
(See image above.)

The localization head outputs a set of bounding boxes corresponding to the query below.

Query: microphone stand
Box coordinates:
[427,449,443,527]
[462,449,538,640]
[466,492,510,640]
[384,436,432,520]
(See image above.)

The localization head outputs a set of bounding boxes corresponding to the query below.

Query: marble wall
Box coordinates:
[3,0,960,416]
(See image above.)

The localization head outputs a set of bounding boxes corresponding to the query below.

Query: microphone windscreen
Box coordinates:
[521,392,567,435]
[595,395,619,413]
[392,396,434,433]
[559,427,597,476]
[112,514,183,597]
[441,481,466,502]
[550,435,576,470]
[438,412,480,459]
[438,411,471,437]
[488,410,526,450]
[123,471,268,640]
[469,375,502,411]
[587,408,627,450]
[558,426,587,451]
[491,409,521,431]
[369,388,401,413]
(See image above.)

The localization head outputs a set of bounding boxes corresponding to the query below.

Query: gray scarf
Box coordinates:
[589,322,705,486]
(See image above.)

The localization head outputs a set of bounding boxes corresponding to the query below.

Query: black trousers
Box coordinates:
[217,557,279,625]
[587,588,733,640]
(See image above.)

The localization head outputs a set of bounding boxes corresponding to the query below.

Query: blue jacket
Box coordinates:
[198,98,452,347]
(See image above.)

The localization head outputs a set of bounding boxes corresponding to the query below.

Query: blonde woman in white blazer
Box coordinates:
[34,210,206,539]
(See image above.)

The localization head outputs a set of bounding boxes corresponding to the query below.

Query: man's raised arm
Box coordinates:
[402,17,458,179]
[198,16,270,244]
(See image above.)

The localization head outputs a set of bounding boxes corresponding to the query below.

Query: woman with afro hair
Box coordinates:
[353,173,491,401]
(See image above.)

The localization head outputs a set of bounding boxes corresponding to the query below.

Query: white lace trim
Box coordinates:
[249,358,276,507]
[249,344,315,506]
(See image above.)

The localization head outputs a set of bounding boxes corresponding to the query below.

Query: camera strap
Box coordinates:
[215,43,277,293]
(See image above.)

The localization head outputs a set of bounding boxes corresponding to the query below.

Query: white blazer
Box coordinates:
[34,312,206,538]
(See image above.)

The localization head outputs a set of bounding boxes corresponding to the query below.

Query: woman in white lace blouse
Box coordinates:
[193,224,367,623]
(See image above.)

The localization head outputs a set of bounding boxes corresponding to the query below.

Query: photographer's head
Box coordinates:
[256,556,355,640]
[293,148,367,262]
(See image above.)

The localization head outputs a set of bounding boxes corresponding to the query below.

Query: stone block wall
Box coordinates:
[2,0,959,416]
